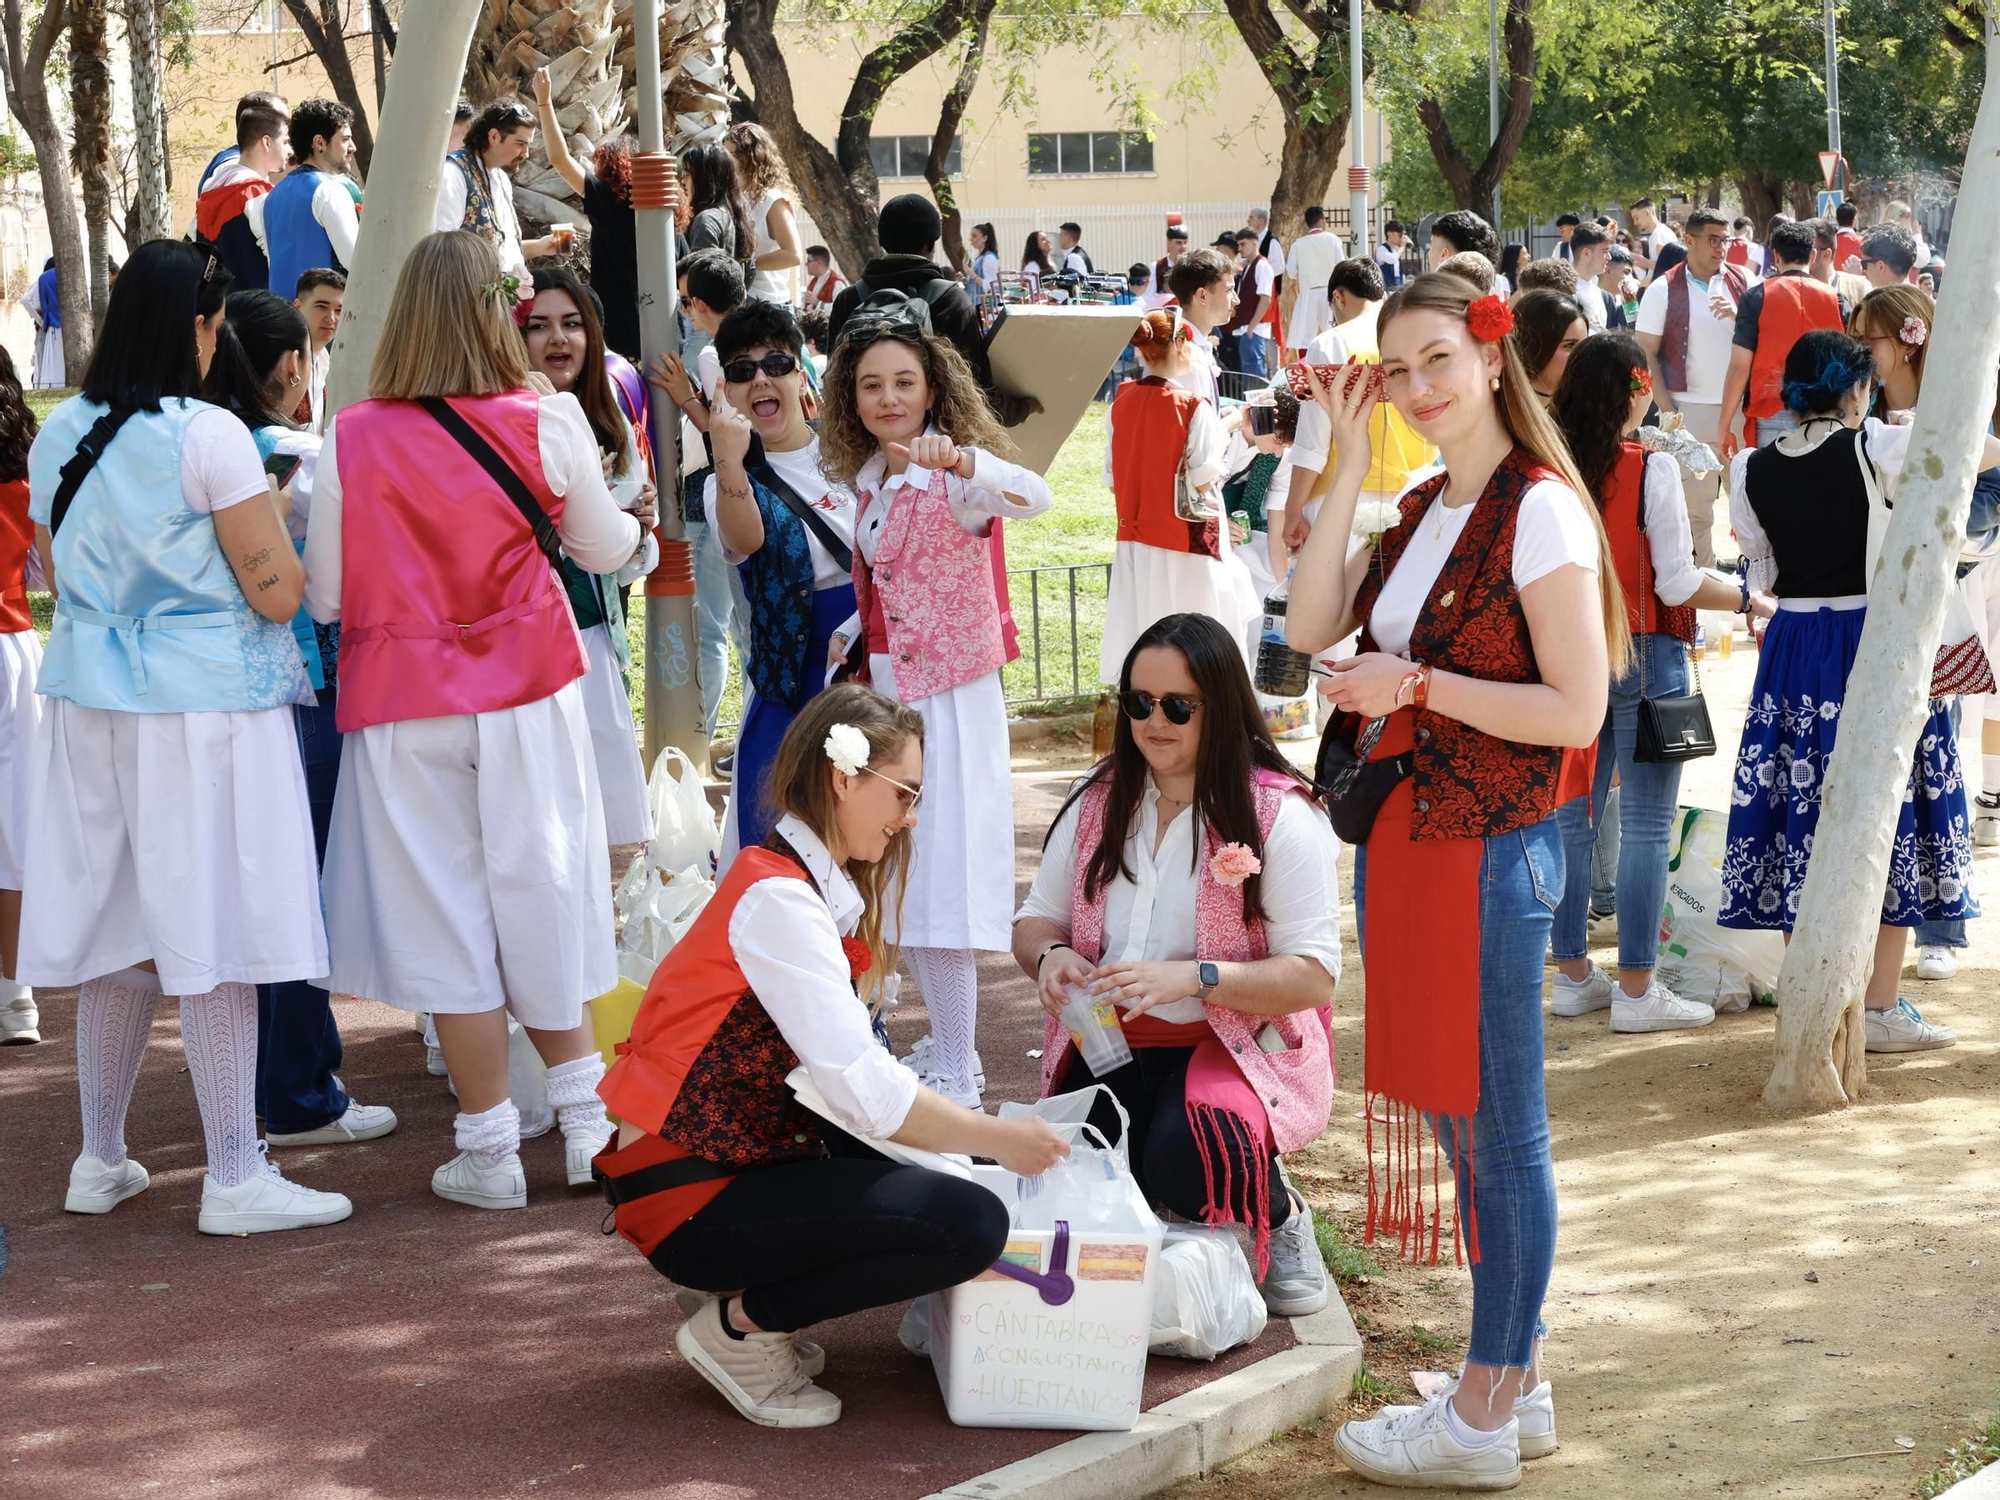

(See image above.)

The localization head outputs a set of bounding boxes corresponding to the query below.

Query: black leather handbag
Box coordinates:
[1631,487,1717,764]
[1313,711,1414,844]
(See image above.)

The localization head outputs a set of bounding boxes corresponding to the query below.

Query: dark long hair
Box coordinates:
[525,266,628,475]
[1054,613,1310,924]
[1549,331,1649,505]
[1511,288,1587,387]
[82,238,233,412]
[0,346,37,483]
[204,289,309,432]
[1022,231,1054,275]
[681,142,754,259]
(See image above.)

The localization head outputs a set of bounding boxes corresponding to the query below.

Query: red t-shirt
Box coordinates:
[1835,229,1863,268]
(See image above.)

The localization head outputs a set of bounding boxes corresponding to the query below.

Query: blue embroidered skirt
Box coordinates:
[1720,603,1977,932]
[731,581,857,850]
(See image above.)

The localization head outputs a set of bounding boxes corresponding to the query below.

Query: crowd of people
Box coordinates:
[2,82,1990,1488]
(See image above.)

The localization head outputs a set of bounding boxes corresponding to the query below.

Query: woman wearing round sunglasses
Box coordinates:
[703,299,859,867]
[1288,272,1628,1489]
[818,309,1052,1109]
[1014,612,1340,1316]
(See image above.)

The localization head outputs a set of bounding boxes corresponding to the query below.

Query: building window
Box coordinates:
[1026,131,1153,175]
[871,134,962,179]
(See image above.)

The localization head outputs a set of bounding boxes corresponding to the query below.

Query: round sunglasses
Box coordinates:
[722,351,801,385]
[1120,690,1204,726]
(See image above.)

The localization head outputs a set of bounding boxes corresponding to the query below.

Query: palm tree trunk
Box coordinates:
[123,0,171,242]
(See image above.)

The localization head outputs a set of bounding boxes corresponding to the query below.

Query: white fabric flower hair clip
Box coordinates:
[1899,315,1928,348]
[824,723,870,776]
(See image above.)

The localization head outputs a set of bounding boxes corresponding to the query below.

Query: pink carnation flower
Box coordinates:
[1208,842,1263,887]
[1899,315,1928,348]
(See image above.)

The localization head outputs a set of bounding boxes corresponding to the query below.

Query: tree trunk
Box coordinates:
[924,0,994,274]
[124,0,171,242]
[278,0,377,176]
[1764,8,2000,1113]
[325,0,487,418]
[3,0,93,378]
[1270,109,1350,254]
[69,0,113,330]
[1735,173,1786,235]
[1415,0,1535,224]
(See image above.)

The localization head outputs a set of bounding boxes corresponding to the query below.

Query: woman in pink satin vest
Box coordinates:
[302,231,652,1212]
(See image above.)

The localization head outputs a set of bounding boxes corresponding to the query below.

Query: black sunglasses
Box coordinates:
[1857,257,1880,270]
[1323,714,1389,801]
[1120,690,1204,726]
[722,351,800,384]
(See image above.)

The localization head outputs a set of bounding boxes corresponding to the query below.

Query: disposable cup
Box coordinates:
[1061,984,1133,1077]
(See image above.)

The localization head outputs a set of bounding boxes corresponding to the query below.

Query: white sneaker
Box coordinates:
[267,1100,399,1146]
[65,1154,150,1214]
[1380,1380,1557,1460]
[1335,1394,1522,1490]
[425,1045,449,1078]
[1258,1188,1330,1316]
[1610,978,1715,1033]
[676,1287,825,1378]
[1915,945,1958,981]
[565,1124,615,1187]
[913,1068,983,1110]
[1586,910,1618,946]
[431,1150,527,1209]
[1865,996,1956,1053]
[1974,793,2000,847]
[904,1033,984,1093]
[198,1159,353,1235]
[1550,964,1614,1017]
[0,993,39,1045]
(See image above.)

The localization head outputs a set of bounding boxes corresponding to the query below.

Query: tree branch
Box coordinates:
[926,0,994,272]
[370,0,394,55]
[1223,0,1308,114]
[834,0,977,178]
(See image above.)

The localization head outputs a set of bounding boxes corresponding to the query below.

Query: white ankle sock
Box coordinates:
[1,977,30,1003]
[180,983,264,1188]
[455,1099,521,1168]
[1442,1399,1512,1449]
[1983,753,2000,798]
[543,1054,609,1140]
[75,967,164,1168]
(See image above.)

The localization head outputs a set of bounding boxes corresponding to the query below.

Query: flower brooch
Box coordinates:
[1899,315,1928,349]
[1630,365,1654,398]
[1208,842,1263,887]
[1465,294,1514,343]
[824,722,870,775]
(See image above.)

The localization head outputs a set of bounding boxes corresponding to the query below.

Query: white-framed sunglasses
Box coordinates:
[863,765,923,812]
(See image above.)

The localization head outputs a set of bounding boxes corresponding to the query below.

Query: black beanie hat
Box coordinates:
[879,192,944,254]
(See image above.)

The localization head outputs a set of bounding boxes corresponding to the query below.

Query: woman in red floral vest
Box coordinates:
[1288,272,1629,1490]
[596,683,1066,1429]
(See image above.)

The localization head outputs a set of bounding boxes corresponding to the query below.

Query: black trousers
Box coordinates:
[648,1128,1008,1333]
[1081,1046,1289,1229]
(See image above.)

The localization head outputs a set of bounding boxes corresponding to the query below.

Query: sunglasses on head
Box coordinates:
[1120,690,1203,726]
[723,351,800,384]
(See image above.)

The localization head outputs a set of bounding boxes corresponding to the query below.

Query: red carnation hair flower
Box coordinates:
[841,937,873,977]
[1465,294,1514,342]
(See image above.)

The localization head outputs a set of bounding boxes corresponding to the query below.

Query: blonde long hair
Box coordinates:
[766,683,926,1011]
[1850,283,1932,414]
[370,231,530,399]
[816,324,1011,488]
[1380,271,1631,676]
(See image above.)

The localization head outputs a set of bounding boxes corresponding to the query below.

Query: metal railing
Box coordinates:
[1005,561,1112,710]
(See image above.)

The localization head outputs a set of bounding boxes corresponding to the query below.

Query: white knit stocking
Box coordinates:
[904,946,981,1098]
[543,1054,610,1144]
[455,1098,522,1168]
[75,967,163,1167]
[179,983,263,1188]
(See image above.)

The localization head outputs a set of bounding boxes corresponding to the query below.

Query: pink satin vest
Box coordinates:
[853,465,1008,703]
[331,391,587,732]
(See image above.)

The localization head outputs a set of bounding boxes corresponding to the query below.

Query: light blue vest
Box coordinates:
[248,424,334,690]
[264,167,340,302]
[29,397,312,713]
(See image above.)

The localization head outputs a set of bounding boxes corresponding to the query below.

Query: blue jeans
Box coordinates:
[1238,331,1269,380]
[689,497,751,738]
[1590,783,1620,915]
[1355,817,1562,1368]
[255,686,347,1134]
[1552,633,1691,970]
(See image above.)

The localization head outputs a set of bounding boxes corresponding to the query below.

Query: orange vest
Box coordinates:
[1110,378,1218,557]
[1602,444,1695,643]
[0,478,31,633]
[1747,273,1845,420]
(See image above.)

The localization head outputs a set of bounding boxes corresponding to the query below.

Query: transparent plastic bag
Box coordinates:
[1150,1222,1268,1361]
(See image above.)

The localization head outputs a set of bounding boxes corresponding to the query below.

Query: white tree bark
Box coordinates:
[326,0,488,418]
[1765,9,2000,1112]
[123,0,171,243]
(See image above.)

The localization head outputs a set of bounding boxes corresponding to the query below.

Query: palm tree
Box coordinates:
[69,0,114,328]
[123,0,171,242]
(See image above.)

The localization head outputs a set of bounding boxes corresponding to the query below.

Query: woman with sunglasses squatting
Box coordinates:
[816,304,1053,1110]
[701,299,860,867]
[1287,273,1628,1491]
[1011,611,1341,1320]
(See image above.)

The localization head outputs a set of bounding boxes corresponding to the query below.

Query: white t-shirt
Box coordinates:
[177,408,273,515]
[1063,246,1091,275]
[1643,223,1678,264]
[745,186,792,303]
[1364,477,1600,658]
[1635,270,1754,404]
[702,437,857,588]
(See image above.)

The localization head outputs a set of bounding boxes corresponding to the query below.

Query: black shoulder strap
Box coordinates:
[920,275,959,309]
[50,405,137,536]
[418,396,563,567]
[745,438,852,575]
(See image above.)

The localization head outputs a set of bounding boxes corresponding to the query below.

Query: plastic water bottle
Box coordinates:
[1254,581,1313,699]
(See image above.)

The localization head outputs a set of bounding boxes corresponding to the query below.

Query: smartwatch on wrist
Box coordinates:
[1195,961,1220,1001]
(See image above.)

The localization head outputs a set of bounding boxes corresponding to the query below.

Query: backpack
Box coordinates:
[842,275,959,342]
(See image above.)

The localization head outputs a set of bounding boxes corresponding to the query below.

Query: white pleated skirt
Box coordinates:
[17,698,328,994]
[320,680,616,1025]
[869,657,1014,952]
[1100,541,1260,683]
[0,631,44,888]
[579,624,652,846]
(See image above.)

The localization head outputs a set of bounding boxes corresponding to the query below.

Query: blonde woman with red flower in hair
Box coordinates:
[1287,274,1629,1489]
[597,684,1066,1430]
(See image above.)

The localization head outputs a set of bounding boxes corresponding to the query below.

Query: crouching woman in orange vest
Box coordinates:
[597,682,1067,1430]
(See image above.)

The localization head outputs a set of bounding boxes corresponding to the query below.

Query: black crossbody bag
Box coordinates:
[1631,478,1716,763]
[1313,710,1413,844]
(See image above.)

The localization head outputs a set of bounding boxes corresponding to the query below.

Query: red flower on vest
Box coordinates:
[841,937,873,977]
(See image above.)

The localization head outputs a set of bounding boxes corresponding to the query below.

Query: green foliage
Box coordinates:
[1353,1365,1390,1398]
[0,132,36,176]
[1315,1213,1385,1286]
[1408,1323,1453,1352]
[1916,1412,2000,1499]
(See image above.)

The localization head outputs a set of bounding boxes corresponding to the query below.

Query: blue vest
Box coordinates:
[264,168,341,303]
[29,398,312,714]
[248,424,337,690]
[738,471,830,711]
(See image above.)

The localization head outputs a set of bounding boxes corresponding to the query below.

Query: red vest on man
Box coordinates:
[1746,273,1845,420]
[1602,444,1696,643]
[331,390,587,733]
[1110,379,1220,558]
[0,478,33,633]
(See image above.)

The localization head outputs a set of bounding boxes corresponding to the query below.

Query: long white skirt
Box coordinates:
[17,698,328,993]
[0,631,43,888]
[869,657,1014,952]
[321,680,616,1026]
[32,324,64,389]
[1100,541,1260,683]
[580,624,652,846]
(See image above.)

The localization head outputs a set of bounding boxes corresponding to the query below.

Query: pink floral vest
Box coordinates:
[853,464,1007,703]
[1038,767,1337,1156]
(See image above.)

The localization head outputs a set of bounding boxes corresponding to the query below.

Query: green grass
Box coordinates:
[25,387,69,422]
[1353,1366,1390,1399]
[1916,1413,2000,1498]
[1315,1215,1385,1287]
[1408,1324,1454,1353]
[1420,1276,1453,1299]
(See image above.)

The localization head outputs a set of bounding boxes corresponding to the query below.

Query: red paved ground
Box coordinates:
[0,772,1294,1498]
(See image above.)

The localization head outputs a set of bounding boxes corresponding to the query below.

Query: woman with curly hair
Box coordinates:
[533,65,643,359]
[725,122,803,305]
[817,304,1052,1109]
[0,344,37,1044]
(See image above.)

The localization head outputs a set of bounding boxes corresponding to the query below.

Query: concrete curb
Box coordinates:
[924,1296,1363,1500]
[1939,1461,2000,1498]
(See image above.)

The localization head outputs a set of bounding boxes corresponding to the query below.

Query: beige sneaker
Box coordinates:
[675,1296,841,1428]
[676,1286,824,1378]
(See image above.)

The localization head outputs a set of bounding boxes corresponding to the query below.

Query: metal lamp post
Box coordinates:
[1348,0,1369,259]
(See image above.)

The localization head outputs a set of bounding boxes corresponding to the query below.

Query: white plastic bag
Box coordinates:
[997,1083,1131,1169]
[1149,1222,1268,1361]
[614,859,714,987]
[1656,806,1786,1013]
[646,746,720,877]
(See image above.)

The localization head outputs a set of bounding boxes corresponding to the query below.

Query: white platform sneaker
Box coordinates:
[1335,1394,1523,1490]
[65,1154,151,1214]
[431,1150,528,1209]
[198,1158,353,1235]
